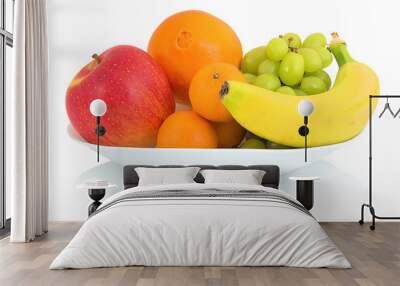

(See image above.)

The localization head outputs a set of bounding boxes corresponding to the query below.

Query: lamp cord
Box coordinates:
[305,130,307,162]
[304,116,308,162]
[97,130,99,162]
[96,116,100,162]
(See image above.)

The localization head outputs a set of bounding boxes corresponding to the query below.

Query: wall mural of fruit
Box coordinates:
[66,10,379,150]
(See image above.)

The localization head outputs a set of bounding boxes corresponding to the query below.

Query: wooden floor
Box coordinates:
[0,222,399,286]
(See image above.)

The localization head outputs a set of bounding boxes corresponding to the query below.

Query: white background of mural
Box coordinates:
[48,0,400,221]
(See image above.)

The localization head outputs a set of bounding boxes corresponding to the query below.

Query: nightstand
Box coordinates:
[289,177,319,210]
[77,182,117,216]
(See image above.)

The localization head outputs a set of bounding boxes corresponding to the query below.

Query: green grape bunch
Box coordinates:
[240,32,334,96]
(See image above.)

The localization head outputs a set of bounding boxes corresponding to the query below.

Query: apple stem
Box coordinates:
[92,53,101,64]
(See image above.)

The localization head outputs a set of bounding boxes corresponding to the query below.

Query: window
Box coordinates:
[0,0,14,234]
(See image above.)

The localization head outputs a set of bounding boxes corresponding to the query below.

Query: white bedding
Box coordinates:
[50,183,350,269]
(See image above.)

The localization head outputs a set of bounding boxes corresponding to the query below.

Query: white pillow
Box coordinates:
[135,167,200,186]
[200,169,266,185]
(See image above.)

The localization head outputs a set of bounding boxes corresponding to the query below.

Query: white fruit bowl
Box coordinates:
[68,125,357,174]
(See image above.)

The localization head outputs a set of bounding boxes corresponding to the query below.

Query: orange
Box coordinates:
[157,111,218,148]
[189,62,246,122]
[212,121,246,148]
[148,10,242,104]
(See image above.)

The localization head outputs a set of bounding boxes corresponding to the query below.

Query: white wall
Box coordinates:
[48,0,400,221]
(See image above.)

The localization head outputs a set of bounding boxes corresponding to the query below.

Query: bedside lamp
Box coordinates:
[297,100,314,162]
[90,99,107,162]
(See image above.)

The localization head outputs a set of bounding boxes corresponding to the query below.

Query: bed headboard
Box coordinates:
[123,165,280,189]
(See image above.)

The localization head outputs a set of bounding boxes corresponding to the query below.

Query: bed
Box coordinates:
[50,165,350,269]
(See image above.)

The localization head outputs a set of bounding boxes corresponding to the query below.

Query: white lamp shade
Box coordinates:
[298,100,314,116]
[90,99,107,117]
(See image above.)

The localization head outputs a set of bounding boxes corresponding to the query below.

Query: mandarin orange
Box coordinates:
[189,62,246,122]
[156,111,218,148]
[212,120,246,148]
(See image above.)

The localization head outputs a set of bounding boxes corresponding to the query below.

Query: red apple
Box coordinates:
[66,45,175,147]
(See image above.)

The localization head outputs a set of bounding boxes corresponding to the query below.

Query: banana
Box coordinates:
[221,33,379,148]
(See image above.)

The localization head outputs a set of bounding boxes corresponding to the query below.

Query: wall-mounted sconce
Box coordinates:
[297,100,314,162]
[89,99,107,162]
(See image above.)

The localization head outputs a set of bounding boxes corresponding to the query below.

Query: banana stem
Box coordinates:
[329,32,354,67]
[220,81,230,98]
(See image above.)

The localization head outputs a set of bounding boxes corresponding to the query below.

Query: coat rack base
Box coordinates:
[359,203,400,231]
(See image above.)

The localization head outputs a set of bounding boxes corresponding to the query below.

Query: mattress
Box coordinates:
[50,183,350,269]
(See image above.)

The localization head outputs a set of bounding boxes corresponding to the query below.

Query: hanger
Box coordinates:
[379,98,396,118]
[394,105,400,118]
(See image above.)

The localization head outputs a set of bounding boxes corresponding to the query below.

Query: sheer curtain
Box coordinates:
[9,0,48,242]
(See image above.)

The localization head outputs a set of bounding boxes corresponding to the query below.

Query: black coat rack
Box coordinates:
[359,95,400,230]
